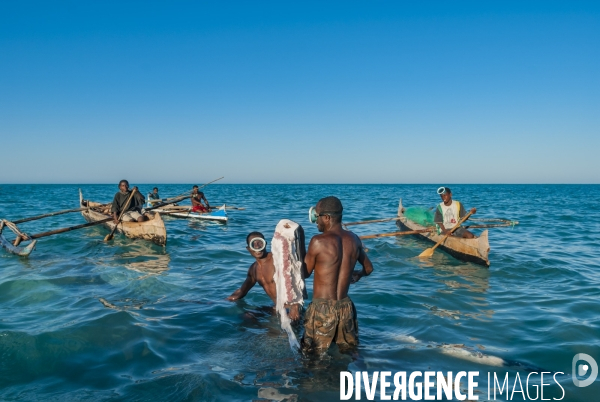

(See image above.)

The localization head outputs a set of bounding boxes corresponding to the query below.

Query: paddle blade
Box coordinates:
[418,248,434,258]
[104,234,113,242]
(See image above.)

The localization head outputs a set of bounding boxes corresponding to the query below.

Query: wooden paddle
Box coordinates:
[104,188,137,242]
[418,210,475,258]
[360,228,435,239]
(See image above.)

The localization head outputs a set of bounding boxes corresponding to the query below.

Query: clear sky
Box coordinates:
[1,1,598,184]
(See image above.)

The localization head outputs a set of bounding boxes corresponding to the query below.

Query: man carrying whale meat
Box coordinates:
[434,186,476,239]
[227,232,303,321]
[302,196,374,353]
[111,180,148,223]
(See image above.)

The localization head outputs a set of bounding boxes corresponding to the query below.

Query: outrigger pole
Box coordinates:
[0,217,112,257]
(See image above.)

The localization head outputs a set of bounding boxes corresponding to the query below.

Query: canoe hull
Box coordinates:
[397,199,490,266]
[80,191,167,246]
[154,205,228,223]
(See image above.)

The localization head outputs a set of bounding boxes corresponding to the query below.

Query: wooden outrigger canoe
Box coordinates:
[396,199,490,266]
[151,204,228,223]
[79,190,167,246]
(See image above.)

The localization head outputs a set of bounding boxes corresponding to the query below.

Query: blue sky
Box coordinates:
[1,1,598,183]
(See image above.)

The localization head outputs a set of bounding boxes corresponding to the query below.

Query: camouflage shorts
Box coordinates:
[301,297,358,352]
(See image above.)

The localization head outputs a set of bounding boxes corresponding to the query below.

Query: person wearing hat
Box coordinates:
[433,187,476,239]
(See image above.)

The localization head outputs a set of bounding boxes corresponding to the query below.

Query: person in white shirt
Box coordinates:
[433,187,476,239]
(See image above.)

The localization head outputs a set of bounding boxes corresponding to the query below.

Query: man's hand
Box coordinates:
[351,270,363,284]
[226,295,237,301]
[288,304,300,321]
[470,208,477,214]
[133,186,139,192]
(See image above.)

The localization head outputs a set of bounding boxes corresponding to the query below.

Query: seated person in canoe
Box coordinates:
[434,186,476,238]
[191,185,210,213]
[227,231,303,321]
[111,180,149,223]
[148,187,160,200]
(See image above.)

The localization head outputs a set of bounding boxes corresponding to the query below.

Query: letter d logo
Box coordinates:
[572,353,598,387]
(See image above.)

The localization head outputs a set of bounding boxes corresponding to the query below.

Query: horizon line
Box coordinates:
[1,183,599,186]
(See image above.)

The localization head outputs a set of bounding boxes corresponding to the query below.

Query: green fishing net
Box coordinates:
[403,206,436,227]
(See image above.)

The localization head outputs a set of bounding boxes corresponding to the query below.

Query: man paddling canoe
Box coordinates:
[302,196,373,353]
[111,180,148,223]
[434,186,476,238]
[191,185,210,213]
[227,231,303,321]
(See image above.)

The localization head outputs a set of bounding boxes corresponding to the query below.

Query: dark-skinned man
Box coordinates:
[191,185,210,213]
[227,232,302,321]
[148,187,160,201]
[433,186,476,239]
[111,180,148,223]
[302,196,374,353]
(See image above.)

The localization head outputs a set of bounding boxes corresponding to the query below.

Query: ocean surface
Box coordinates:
[0,184,598,401]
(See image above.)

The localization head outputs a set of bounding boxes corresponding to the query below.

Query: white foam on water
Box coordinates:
[393,334,421,344]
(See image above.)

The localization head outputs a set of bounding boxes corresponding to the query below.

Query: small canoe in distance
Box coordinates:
[79,190,167,246]
[152,204,228,223]
[396,199,490,266]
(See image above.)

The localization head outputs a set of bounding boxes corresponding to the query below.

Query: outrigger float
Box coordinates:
[0,220,37,256]
[0,202,113,257]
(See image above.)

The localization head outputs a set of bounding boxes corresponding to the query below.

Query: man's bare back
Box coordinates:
[305,227,368,300]
[302,197,373,352]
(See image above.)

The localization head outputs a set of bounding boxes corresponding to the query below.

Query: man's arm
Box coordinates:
[351,243,374,284]
[433,208,448,232]
[227,265,257,301]
[303,237,320,278]
[111,194,120,223]
[133,189,145,210]
[200,193,210,208]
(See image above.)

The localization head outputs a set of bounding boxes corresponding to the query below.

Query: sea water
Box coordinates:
[0,184,598,401]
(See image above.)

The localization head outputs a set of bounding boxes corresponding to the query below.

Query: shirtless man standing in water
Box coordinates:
[302,196,374,353]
